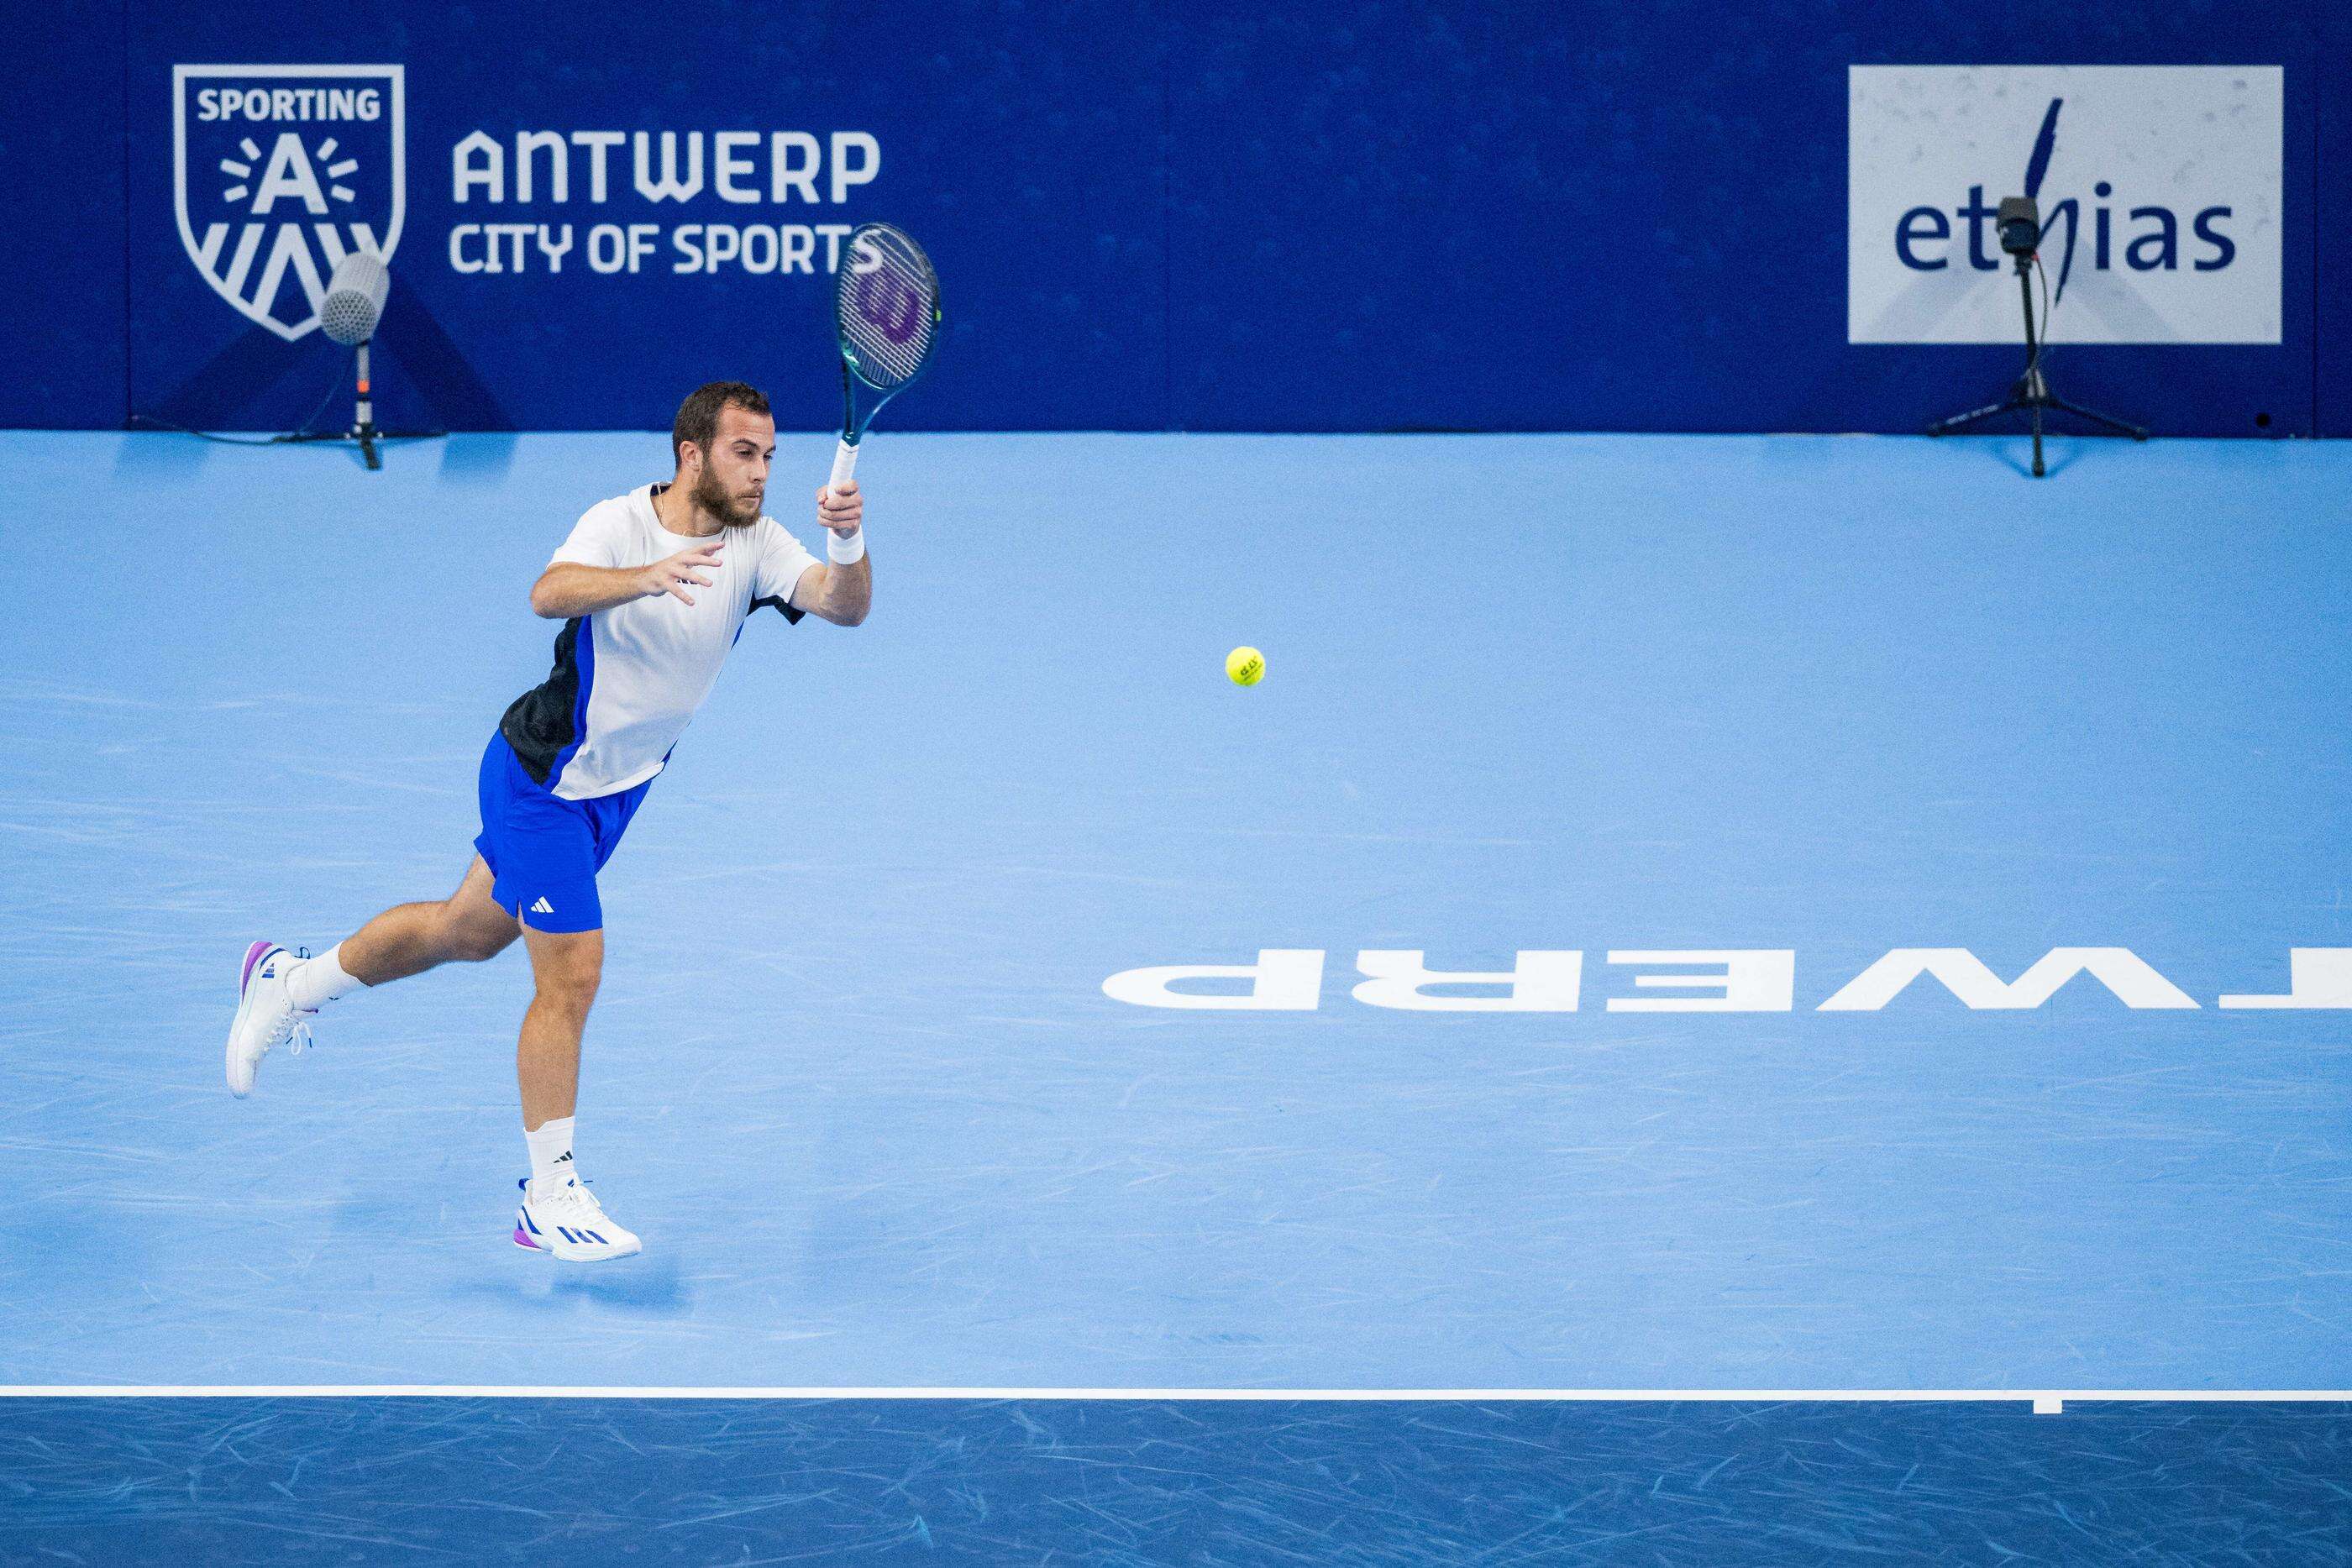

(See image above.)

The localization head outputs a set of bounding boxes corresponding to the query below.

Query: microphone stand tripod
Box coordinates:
[1925,250,2145,477]
[279,340,442,470]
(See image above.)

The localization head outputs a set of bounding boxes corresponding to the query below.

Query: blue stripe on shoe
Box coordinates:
[582,1230,605,1244]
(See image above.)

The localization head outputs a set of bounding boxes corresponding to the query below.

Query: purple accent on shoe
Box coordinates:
[240,941,275,995]
[513,1225,544,1250]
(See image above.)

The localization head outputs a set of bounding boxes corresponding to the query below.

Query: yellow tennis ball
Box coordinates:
[1226,646,1265,687]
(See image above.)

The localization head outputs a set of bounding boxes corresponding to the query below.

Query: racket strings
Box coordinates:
[836,229,938,391]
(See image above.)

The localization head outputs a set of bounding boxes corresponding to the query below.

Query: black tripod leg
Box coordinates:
[2045,398,2149,441]
[1927,400,2018,437]
[2030,397,2045,477]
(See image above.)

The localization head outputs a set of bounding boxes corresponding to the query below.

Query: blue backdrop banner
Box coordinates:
[0,3,2336,435]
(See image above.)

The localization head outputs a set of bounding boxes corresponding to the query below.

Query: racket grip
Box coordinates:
[827,439,860,497]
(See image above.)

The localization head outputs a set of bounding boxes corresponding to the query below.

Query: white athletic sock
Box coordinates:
[525,1116,577,1193]
[284,943,363,1010]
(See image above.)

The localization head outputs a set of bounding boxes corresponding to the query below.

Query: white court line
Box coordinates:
[0,1387,2334,1401]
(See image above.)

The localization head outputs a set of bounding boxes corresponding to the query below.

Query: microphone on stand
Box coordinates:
[319,251,391,469]
[284,249,438,470]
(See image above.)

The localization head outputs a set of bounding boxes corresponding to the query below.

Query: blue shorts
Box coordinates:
[473,732,652,934]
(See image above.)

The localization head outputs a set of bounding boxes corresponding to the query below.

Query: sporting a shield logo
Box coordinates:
[174,65,405,341]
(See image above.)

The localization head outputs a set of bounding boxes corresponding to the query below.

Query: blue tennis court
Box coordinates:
[2,429,2346,1559]
[3,1396,2345,1562]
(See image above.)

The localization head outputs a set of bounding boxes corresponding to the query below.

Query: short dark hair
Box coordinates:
[672,380,771,468]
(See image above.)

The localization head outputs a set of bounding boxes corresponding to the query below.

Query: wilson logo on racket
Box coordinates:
[852,270,924,346]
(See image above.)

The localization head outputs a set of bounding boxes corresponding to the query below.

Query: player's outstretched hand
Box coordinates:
[817,480,862,538]
[642,539,723,606]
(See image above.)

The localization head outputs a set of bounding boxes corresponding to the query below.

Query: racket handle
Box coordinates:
[827,438,860,497]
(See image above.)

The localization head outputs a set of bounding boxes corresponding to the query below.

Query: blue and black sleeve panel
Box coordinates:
[499,616,586,787]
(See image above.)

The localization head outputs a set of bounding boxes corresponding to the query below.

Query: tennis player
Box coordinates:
[223,382,869,1262]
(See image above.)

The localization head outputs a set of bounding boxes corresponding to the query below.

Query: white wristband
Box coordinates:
[826,527,865,565]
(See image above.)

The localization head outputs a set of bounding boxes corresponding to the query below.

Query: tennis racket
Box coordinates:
[827,222,942,498]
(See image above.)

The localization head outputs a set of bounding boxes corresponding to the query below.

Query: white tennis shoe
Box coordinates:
[513,1174,642,1261]
[226,941,316,1098]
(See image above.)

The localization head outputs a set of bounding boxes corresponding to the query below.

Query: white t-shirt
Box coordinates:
[497,483,822,800]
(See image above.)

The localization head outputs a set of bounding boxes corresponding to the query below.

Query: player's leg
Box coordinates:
[512,920,640,1261]
[226,856,520,1098]
[228,734,542,1098]
[517,922,600,1132]
[339,855,522,985]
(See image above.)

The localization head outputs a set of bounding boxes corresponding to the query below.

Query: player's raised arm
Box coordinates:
[530,540,726,618]
[790,480,871,627]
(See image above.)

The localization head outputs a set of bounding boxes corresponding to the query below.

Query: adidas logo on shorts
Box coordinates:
[530,897,555,915]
